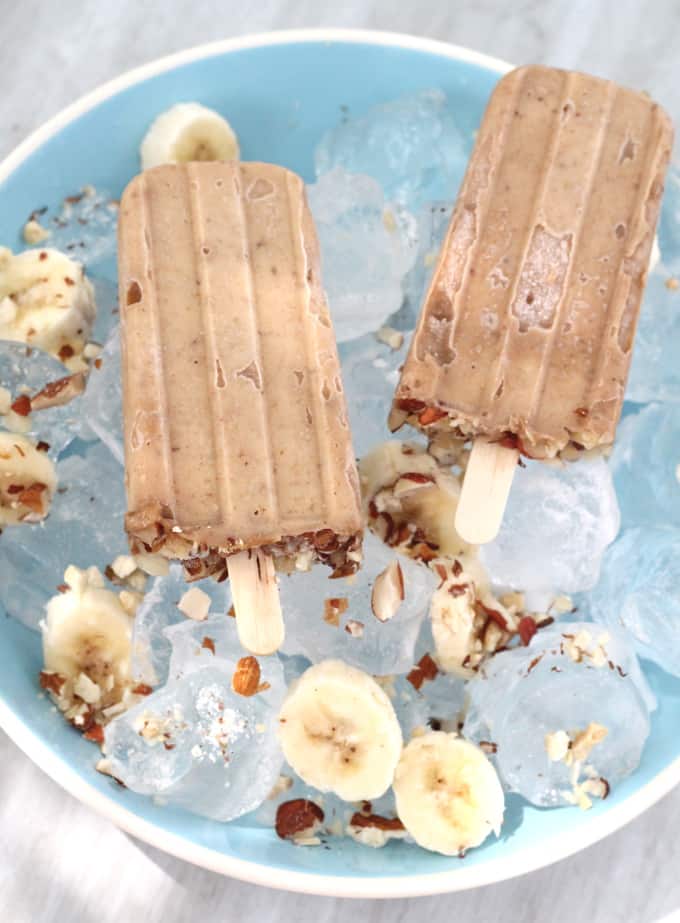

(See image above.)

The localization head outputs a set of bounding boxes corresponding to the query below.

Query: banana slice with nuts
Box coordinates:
[393,732,505,856]
[359,441,471,558]
[0,247,96,368]
[140,102,240,170]
[42,565,133,714]
[277,660,403,801]
[0,432,56,525]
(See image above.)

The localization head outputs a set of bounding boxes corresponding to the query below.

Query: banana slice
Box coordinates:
[0,247,96,368]
[0,432,56,525]
[359,441,471,558]
[430,559,516,677]
[140,102,240,170]
[43,565,133,712]
[394,732,505,856]
[277,660,403,801]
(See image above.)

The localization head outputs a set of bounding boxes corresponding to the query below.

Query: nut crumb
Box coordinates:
[375,325,404,350]
[177,586,211,621]
[323,596,349,626]
[23,219,51,244]
[267,774,293,800]
[407,653,439,690]
[344,619,365,638]
[545,729,571,762]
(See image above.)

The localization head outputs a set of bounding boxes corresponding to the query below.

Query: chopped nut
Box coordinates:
[10,394,31,417]
[201,636,216,655]
[110,554,137,579]
[518,616,537,646]
[23,219,51,244]
[417,406,448,426]
[232,656,269,697]
[267,774,293,799]
[371,560,404,622]
[39,670,66,695]
[375,325,404,350]
[73,673,102,705]
[344,619,364,638]
[134,552,170,577]
[407,652,439,690]
[545,729,571,762]
[323,596,349,626]
[550,595,574,615]
[30,373,86,410]
[275,799,324,840]
[666,277,679,291]
[346,812,407,847]
[177,586,211,621]
[569,722,608,763]
[83,724,105,744]
[479,740,498,755]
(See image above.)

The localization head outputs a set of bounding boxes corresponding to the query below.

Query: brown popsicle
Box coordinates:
[118,161,363,653]
[390,65,673,543]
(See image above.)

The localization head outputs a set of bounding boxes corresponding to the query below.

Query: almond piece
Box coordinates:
[275,799,324,840]
[232,656,265,697]
[371,560,404,623]
[344,619,364,638]
[323,596,349,627]
[375,326,404,350]
[30,372,86,410]
[177,586,211,621]
[10,394,31,416]
[348,812,405,832]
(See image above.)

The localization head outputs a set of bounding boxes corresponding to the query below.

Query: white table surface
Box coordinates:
[2,2,680,921]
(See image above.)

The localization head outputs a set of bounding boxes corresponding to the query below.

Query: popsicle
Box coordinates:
[118,162,363,654]
[390,65,673,544]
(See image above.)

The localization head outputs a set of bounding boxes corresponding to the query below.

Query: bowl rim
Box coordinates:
[1,26,678,899]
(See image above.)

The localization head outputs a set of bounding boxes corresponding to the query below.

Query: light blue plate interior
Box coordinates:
[1,34,679,892]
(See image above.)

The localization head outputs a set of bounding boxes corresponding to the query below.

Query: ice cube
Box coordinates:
[0,441,127,630]
[164,609,253,683]
[132,566,231,687]
[279,530,436,675]
[393,671,467,741]
[480,456,620,610]
[588,526,680,677]
[307,168,417,342]
[81,326,123,464]
[339,331,410,457]
[104,663,285,822]
[610,403,680,529]
[626,167,680,403]
[464,622,653,807]
[315,90,467,211]
[0,340,87,457]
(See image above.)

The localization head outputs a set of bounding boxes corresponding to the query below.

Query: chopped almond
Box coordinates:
[371,560,404,622]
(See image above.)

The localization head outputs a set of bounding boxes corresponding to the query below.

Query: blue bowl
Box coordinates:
[1,29,678,898]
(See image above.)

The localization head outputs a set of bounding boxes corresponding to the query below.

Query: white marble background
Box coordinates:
[1,1,680,921]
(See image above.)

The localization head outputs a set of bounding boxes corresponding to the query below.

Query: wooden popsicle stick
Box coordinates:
[229,549,285,656]
[455,437,519,545]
